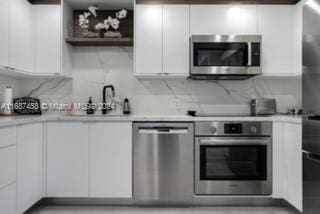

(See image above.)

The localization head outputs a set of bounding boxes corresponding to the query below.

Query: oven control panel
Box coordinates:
[195,121,272,136]
[224,123,242,134]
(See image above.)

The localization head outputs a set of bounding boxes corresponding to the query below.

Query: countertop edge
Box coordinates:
[0,115,302,128]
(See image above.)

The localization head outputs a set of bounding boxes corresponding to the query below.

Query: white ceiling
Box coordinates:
[66,0,133,10]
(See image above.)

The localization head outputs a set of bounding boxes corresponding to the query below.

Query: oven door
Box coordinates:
[195,137,272,195]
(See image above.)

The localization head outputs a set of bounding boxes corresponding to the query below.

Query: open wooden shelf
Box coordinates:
[27,0,60,4]
[136,0,300,4]
[65,37,134,47]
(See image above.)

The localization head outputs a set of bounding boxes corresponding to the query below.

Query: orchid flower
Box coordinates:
[79,12,90,29]
[116,9,127,19]
[95,22,105,30]
[88,5,99,17]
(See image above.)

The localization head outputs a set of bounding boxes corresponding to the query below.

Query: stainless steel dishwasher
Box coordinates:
[133,122,194,202]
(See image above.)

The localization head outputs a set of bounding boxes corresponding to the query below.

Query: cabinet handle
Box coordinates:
[247,42,252,66]
[306,153,320,163]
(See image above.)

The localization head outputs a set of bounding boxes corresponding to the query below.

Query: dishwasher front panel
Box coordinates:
[133,123,194,202]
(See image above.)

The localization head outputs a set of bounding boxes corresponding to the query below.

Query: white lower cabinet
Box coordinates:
[46,122,89,197]
[45,121,133,198]
[272,122,302,211]
[0,127,16,214]
[0,126,16,149]
[284,123,302,212]
[17,123,43,214]
[272,122,286,199]
[0,184,16,214]
[89,122,132,198]
[0,146,16,191]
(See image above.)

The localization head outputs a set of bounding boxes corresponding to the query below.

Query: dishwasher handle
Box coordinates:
[138,127,189,134]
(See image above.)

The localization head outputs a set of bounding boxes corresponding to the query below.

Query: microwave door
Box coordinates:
[220,49,240,62]
[194,43,248,67]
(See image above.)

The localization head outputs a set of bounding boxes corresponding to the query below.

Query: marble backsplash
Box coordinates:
[0,76,72,115]
[71,47,301,115]
[0,47,301,116]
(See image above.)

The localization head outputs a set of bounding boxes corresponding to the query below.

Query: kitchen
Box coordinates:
[0,0,316,213]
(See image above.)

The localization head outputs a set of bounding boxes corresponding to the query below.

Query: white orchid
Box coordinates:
[88,5,99,17]
[116,9,127,19]
[95,22,105,30]
[104,17,111,30]
[102,16,120,30]
[91,8,127,34]
[79,12,91,29]
[110,18,120,30]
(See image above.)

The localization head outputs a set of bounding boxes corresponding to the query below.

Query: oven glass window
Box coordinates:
[193,43,248,67]
[200,145,267,180]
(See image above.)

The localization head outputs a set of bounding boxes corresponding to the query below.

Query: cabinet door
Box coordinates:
[46,122,89,197]
[0,184,16,214]
[0,0,10,67]
[135,5,163,76]
[34,5,61,74]
[0,126,16,149]
[258,6,292,75]
[89,122,132,198]
[285,123,302,212]
[163,5,189,76]
[190,5,258,35]
[17,123,43,214]
[10,0,34,72]
[0,146,16,190]
[272,122,286,199]
[292,3,303,75]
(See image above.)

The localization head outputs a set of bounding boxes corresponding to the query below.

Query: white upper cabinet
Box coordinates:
[292,2,304,75]
[258,5,292,75]
[1,1,62,76]
[135,5,189,77]
[10,0,34,72]
[0,0,10,67]
[163,5,189,76]
[34,5,61,74]
[46,122,89,197]
[190,5,258,35]
[17,123,43,214]
[89,122,132,198]
[135,5,163,76]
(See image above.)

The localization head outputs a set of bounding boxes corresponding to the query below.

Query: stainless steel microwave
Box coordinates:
[190,35,262,80]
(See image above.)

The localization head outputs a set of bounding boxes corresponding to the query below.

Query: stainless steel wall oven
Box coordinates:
[195,121,272,195]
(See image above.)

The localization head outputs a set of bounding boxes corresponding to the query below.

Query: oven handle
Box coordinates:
[247,42,252,66]
[198,138,270,145]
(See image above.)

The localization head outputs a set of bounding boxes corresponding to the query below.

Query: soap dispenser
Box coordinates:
[123,98,130,115]
[86,97,95,115]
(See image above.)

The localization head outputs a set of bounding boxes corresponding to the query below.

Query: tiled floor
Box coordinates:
[29,206,295,214]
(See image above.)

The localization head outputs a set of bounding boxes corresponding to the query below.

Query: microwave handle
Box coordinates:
[247,42,252,66]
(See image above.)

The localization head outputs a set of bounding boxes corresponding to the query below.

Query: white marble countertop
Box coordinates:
[0,114,302,128]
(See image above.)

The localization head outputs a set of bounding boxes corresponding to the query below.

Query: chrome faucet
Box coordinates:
[102,85,115,114]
